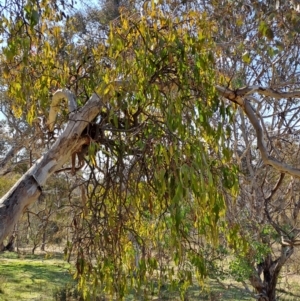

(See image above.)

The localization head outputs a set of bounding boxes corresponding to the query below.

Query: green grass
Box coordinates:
[0,251,253,301]
[134,280,253,301]
[187,281,252,300]
[1,251,300,301]
[0,251,75,301]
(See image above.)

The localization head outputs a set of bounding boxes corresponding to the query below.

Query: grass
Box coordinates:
[148,280,253,301]
[0,251,75,301]
[0,251,253,301]
[1,251,300,300]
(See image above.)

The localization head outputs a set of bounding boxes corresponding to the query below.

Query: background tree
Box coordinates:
[209,1,300,300]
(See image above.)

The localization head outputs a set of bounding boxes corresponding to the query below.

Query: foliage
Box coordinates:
[3,0,300,301]
[0,0,74,119]
[53,283,83,301]
[229,257,252,283]
[61,5,239,298]
[0,174,19,196]
[0,0,241,298]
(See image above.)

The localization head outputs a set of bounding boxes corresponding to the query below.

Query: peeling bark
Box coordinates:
[0,91,103,245]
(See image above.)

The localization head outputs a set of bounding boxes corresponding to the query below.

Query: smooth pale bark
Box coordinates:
[0,91,102,245]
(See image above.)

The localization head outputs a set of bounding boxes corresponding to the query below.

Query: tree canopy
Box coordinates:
[2,1,300,300]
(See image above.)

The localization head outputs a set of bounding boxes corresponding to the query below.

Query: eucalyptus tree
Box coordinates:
[0,0,236,298]
[2,0,300,300]
[209,1,300,300]
[222,106,300,301]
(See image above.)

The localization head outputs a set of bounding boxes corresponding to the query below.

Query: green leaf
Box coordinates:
[242,52,251,64]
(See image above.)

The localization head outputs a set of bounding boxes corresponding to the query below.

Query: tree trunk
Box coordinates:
[0,91,103,245]
[250,246,294,301]
[32,243,37,255]
[5,234,15,252]
[41,231,46,251]
[0,234,16,252]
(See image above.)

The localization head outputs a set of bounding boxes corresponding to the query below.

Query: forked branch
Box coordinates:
[216,85,300,178]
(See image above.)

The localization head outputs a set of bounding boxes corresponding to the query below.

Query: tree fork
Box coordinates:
[216,85,300,178]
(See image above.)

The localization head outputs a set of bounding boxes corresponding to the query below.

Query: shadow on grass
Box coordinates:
[3,263,67,282]
[277,287,300,301]
[125,279,252,301]
[0,251,74,301]
[183,280,252,301]
[0,250,65,260]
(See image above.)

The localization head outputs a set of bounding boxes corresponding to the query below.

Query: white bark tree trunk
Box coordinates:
[0,91,103,245]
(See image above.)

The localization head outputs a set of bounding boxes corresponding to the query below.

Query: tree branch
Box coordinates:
[0,143,24,174]
[0,91,103,245]
[217,84,300,99]
[216,85,300,178]
[47,88,77,131]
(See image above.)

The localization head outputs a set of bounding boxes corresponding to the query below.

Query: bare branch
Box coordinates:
[0,143,24,174]
[216,84,300,100]
[265,173,285,201]
[216,85,300,178]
